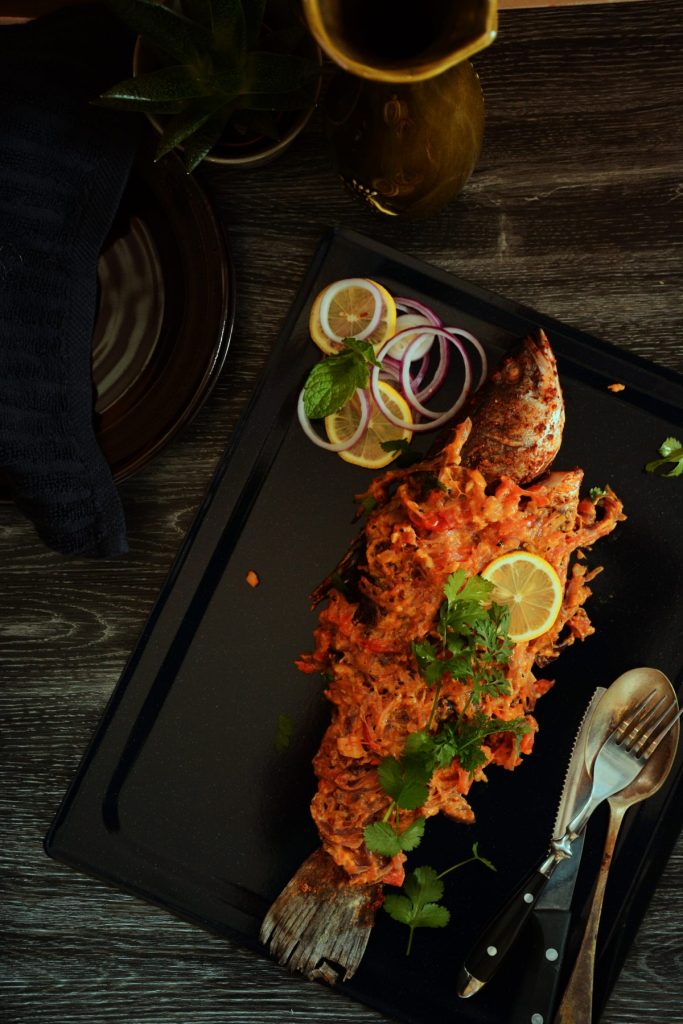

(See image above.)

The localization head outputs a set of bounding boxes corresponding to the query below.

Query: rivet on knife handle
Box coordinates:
[457,857,557,997]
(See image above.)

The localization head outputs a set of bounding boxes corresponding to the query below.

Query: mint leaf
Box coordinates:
[302,351,367,419]
[301,338,383,420]
[344,336,381,366]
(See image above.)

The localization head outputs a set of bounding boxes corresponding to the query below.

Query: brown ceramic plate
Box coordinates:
[92,146,234,482]
[0,144,233,502]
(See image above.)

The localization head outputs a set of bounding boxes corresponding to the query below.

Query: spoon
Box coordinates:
[554,667,680,1024]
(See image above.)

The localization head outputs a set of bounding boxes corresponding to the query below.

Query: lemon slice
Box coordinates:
[481,551,563,643]
[309,278,397,355]
[325,381,413,469]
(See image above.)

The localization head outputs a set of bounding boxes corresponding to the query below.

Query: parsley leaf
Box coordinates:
[302,339,381,420]
[589,485,607,501]
[645,436,683,478]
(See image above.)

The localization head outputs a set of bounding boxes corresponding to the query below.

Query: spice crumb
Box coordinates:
[607,383,625,392]
[246,570,260,588]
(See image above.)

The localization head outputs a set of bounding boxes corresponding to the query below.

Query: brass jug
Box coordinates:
[302,0,497,218]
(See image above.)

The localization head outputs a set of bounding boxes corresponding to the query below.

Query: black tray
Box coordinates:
[46,228,683,1024]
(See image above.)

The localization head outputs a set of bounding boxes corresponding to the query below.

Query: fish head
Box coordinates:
[460,329,565,485]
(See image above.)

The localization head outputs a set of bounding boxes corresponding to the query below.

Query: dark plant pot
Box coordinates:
[132,35,322,170]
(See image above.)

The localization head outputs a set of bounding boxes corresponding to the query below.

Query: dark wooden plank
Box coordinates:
[1,1,682,1023]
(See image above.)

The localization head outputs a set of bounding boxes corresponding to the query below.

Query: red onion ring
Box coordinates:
[297,387,371,452]
[395,297,443,327]
[372,328,472,432]
[407,336,451,413]
[445,327,488,391]
[319,278,383,343]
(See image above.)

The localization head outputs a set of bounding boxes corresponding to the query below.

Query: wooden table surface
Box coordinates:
[2,2,682,1022]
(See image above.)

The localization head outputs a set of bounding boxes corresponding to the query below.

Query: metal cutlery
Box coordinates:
[554,667,681,1024]
[457,666,681,1011]
[457,687,604,1001]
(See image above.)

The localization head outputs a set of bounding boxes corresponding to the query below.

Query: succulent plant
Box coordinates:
[100,0,321,171]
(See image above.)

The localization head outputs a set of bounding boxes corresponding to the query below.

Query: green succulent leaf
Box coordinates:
[211,0,247,58]
[101,65,208,105]
[154,97,228,160]
[103,0,210,64]
[94,96,186,115]
[182,107,233,171]
[181,0,213,29]
[242,0,267,47]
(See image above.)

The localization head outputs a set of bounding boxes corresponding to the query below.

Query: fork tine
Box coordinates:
[639,703,683,759]
[610,689,657,744]
[622,694,668,750]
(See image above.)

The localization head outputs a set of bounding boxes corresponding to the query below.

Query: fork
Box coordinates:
[552,689,682,857]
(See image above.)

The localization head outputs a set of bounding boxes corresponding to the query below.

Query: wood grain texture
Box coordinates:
[1,2,682,1023]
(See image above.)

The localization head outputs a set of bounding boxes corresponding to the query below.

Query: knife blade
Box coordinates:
[507,687,606,1024]
[457,687,605,1000]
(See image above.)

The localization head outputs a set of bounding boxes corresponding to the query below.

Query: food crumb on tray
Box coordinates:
[245,570,260,588]
[607,382,626,392]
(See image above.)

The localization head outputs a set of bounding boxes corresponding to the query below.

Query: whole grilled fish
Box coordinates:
[260,330,623,983]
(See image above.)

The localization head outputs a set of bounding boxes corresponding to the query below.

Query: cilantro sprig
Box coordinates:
[364,570,531,860]
[302,338,380,419]
[645,437,683,478]
[383,843,496,954]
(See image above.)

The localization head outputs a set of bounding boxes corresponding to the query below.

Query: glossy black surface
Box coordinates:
[46,228,683,1024]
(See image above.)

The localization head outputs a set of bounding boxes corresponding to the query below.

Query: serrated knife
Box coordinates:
[457,687,606,1003]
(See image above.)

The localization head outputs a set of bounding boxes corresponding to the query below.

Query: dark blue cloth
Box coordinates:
[0,6,140,556]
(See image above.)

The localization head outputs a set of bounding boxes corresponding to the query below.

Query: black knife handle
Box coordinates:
[457,861,551,997]
[509,908,573,1024]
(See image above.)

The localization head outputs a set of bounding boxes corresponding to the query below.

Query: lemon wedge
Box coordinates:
[481,551,563,643]
[325,381,413,469]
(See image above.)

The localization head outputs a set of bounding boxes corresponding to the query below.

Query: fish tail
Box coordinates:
[260,847,382,983]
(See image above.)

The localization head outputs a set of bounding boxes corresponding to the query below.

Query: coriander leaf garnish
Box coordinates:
[274,713,293,753]
[379,438,422,467]
[378,755,431,810]
[589,485,607,501]
[359,494,377,514]
[365,570,526,862]
[383,844,496,954]
[364,817,425,857]
[302,339,379,419]
[645,436,683,478]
